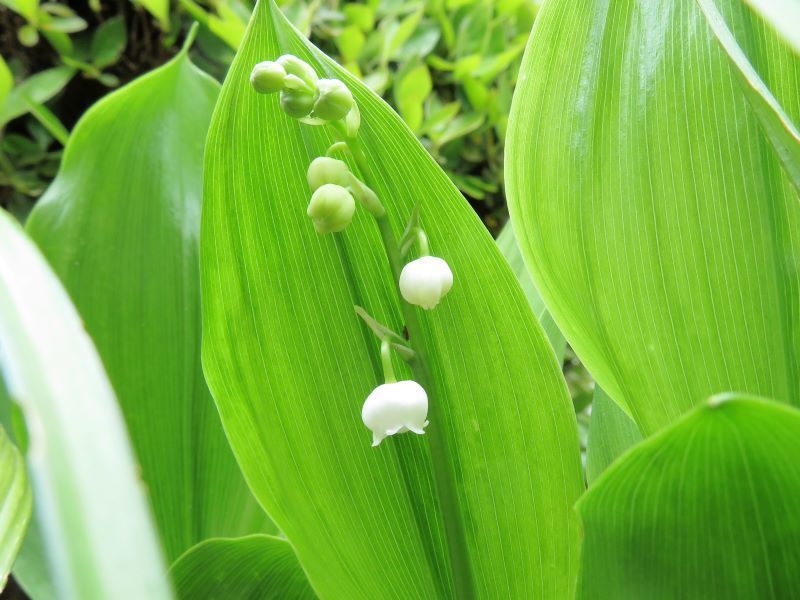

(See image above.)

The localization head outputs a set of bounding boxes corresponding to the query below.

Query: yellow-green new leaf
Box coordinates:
[170,535,316,599]
[0,209,171,599]
[506,0,800,434]
[26,36,271,564]
[201,1,583,597]
[578,395,800,598]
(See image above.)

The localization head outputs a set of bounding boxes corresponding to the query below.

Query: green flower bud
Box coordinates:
[280,89,317,118]
[307,184,356,234]
[307,157,352,191]
[313,79,354,121]
[250,61,287,94]
[276,55,318,89]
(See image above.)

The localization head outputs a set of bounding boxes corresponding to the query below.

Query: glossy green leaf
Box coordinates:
[171,535,316,599]
[0,427,31,591]
[585,387,641,485]
[201,1,584,597]
[0,66,75,127]
[495,222,565,361]
[577,394,800,598]
[696,0,800,194]
[26,38,271,564]
[506,0,800,434]
[742,0,800,54]
[0,209,171,599]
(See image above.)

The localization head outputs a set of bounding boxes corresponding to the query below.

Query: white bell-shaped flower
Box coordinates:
[399,256,453,309]
[362,380,429,447]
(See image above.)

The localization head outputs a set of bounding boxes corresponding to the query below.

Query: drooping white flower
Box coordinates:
[362,380,429,447]
[399,256,453,309]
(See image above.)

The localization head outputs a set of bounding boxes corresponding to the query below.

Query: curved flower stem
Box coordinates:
[380,339,397,383]
[416,228,430,256]
[345,135,475,600]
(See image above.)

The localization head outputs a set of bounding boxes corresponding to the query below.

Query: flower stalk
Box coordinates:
[250,57,474,598]
[344,134,474,600]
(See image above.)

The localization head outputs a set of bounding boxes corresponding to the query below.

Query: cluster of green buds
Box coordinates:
[250,55,453,447]
[250,55,356,123]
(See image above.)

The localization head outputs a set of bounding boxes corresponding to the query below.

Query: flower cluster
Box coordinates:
[250,56,355,122]
[251,55,454,446]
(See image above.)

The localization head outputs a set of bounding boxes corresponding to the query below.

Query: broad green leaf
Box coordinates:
[201,1,584,597]
[26,36,271,564]
[742,0,800,54]
[584,387,641,485]
[496,222,565,361]
[506,0,800,434]
[696,0,800,194]
[0,209,171,599]
[0,66,75,127]
[170,535,316,599]
[0,427,31,591]
[577,394,800,597]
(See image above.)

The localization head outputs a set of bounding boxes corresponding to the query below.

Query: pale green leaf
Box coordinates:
[742,0,800,54]
[201,1,584,597]
[506,0,800,435]
[0,209,171,599]
[170,535,316,599]
[578,394,800,597]
[0,427,31,591]
[25,38,272,564]
[585,387,641,485]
